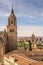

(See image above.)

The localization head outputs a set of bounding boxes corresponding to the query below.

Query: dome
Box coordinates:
[32,33,35,38]
[31,33,35,42]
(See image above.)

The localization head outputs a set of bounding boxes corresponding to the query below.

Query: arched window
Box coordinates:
[11,21,13,24]
[10,29,14,32]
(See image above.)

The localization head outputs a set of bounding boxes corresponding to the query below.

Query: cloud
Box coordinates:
[27,21,36,24]
[17,25,43,37]
[0,0,42,19]
[16,13,35,19]
[28,15,35,18]
[40,12,43,16]
[0,26,6,31]
[0,12,10,17]
[0,25,43,37]
[0,0,43,32]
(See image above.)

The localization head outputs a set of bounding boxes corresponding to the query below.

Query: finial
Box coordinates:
[12,3,13,9]
[11,4,14,14]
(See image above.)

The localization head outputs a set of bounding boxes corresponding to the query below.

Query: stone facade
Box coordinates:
[7,6,17,51]
[0,6,17,55]
[31,34,37,50]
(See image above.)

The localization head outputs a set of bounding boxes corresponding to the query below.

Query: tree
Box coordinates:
[28,40,32,51]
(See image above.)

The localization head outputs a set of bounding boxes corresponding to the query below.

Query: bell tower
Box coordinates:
[7,5,17,51]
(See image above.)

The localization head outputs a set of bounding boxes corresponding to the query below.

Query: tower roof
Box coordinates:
[11,4,14,14]
[8,5,16,20]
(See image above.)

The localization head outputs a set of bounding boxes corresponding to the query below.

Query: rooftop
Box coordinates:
[4,49,43,65]
[5,54,37,65]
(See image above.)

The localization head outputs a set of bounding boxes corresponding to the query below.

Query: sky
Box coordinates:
[0,0,43,37]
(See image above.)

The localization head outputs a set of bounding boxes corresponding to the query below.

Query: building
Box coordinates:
[0,5,43,65]
[31,34,37,50]
[4,52,43,65]
[7,6,17,51]
[0,5,17,55]
[4,53,37,65]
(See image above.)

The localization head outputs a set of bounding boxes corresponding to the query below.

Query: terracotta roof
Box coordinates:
[5,50,43,65]
[5,54,37,65]
[32,62,43,65]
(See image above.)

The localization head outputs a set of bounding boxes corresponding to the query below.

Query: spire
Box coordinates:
[11,4,14,14]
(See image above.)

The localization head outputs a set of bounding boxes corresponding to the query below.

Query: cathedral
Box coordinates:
[0,6,17,54]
